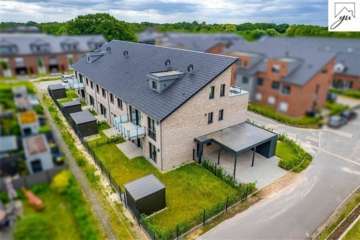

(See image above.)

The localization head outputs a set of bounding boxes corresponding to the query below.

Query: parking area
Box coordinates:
[204,145,286,188]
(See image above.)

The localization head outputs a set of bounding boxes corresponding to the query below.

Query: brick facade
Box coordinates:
[333,73,360,90]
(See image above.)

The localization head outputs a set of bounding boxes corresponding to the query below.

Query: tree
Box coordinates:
[66,13,137,41]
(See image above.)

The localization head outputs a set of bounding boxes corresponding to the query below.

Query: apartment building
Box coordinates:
[73,41,276,171]
[225,40,336,117]
[0,33,105,78]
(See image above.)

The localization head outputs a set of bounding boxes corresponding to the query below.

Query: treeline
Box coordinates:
[2,13,360,42]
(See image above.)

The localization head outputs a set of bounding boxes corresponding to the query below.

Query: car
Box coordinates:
[340,110,357,121]
[327,115,347,128]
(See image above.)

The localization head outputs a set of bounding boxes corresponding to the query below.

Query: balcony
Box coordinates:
[229,86,248,97]
[113,115,145,140]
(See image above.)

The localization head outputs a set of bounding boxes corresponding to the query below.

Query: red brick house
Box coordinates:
[0,33,105,78]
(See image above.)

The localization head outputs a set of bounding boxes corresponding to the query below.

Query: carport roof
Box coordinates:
[196,122,276,153]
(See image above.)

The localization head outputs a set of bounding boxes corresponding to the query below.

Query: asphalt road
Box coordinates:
[201,109,360,240]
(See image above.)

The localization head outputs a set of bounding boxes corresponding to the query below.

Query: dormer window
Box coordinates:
[0,40,18,55]
[272,64,281,73]
[147,70,185,93]
[61,41,78,52]
[30,40,50,53]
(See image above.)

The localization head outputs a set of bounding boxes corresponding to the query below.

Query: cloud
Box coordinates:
[0,0,328,25]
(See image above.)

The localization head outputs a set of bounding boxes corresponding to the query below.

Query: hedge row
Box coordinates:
[330,88,360,99]
[248,103,323,128]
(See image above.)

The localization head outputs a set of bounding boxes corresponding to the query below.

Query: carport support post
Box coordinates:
[217,149,222,165]
[251,147,256,167]
[233,152,237,179]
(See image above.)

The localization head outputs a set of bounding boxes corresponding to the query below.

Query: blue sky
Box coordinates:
[0,0,328,25]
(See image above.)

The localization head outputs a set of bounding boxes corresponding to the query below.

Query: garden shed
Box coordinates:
[48,84,66,99]
[125,174,166,216]
[61,99,81,115]
[69,110,97,137]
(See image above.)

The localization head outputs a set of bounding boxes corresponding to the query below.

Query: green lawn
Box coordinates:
[325,101,349,116]
[87,138,240,238]
[248,103,323,128]
[15,185,81,240]
[57,89,79,105]
[276,135,313,172]
[344,219,360,240]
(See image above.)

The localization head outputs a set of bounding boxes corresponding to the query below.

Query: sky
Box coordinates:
[0,0,328,25]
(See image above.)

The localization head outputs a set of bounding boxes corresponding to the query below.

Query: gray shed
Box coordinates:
[69,110,97,137]
[48,84,66,99]
[61,99,81,115]
[125,174,166,216]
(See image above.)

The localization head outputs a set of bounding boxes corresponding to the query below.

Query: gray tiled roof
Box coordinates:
[73,40,237,121]
[226,39,336,86]
[0,33,105,56]
[159,33,242,52]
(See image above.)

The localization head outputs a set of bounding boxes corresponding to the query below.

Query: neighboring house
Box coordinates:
[18,111,39,136]
[22,134,54,174]
[0,33,105,78]
[73,40,277,172]
[259,37,360,90]
[333,52,360,90]
[224,40,336,117]
[157,32,242,54]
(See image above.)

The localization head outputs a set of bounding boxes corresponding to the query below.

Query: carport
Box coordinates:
[195,122,277,179]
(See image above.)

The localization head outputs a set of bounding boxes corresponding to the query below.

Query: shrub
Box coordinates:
[248,103,323,128]
[14,215,54,240]
[0,191,9,204]
[51,170,72,194]
[330,88,360,99]
[325,101,348,116]
[277,135,313,172]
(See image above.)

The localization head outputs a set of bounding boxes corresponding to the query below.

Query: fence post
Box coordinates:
[202,209,206,225]
[225,197,229,212]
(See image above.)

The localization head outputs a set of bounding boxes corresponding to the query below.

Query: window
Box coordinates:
[321,68,327,74]
[100,104,107,117]
[272,64,281,73]
[218,109,224,121]
[152,80,157,90]
[86,78,89,85]
[102,88,106,98]
[79,74,83,83]
[271,81,280,90]
[89,95,94,106]
[208,112,213,124]
[30,160,43,173]
[315,84,320,94]
[110,93,114,103]
[96,84,99,93]
[279,102,288,112]
[255,92,262,101]
[281,85,291,95]
[209,86,215,99]
[90,81,93,89]
[149,142,157,163]
[117,98,122,110]
[242,76,249,84]
[147,117,156,141]
[220,84,226,97]
[257,78,263,86]
[268,96,276,105]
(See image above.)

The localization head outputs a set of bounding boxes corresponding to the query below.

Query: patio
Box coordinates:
[116,141,143,159]
[204,145,286,188]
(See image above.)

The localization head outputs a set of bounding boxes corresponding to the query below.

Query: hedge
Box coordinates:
[330,88,360,99]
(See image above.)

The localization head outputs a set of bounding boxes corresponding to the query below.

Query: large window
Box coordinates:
[257,78,263,86]
[272,81,280,90]
[90,81,93,89]
[209,86,215,99]
[208,112,213,124]
[220,84,226,97]
[96,84,99,93]
[242,76,249,84]
[218,109,224,121]
[147,117,156,141]
[102,88,106,98]
[149,142,157,163]
[281,85,291,95]
[117,98,123,110]
[110,93,114,103]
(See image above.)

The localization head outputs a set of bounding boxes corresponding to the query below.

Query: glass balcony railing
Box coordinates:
[113,115,145,140]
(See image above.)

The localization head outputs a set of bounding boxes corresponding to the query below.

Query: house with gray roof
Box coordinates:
[224,38,336,117]
[72,40,278,173]
[0,33,105,78]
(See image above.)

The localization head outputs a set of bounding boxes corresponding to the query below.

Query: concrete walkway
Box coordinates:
[117,141,143,159]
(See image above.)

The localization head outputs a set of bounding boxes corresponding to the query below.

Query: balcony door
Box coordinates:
[129,106,140,126]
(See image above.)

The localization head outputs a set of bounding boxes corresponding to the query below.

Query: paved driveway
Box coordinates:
[201,110,360,240]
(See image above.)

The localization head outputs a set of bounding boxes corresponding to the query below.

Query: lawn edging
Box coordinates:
[248,103,323,128]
